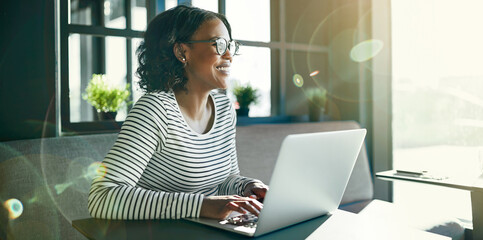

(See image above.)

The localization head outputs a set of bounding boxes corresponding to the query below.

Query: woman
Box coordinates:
[88,5,268,220]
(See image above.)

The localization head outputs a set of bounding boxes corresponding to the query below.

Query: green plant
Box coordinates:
[306,87,327,108]
[232,84,259,108]
[82,74,131,113]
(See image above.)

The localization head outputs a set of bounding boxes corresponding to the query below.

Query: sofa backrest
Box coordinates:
[236,121,374,205]
[0,133,118,239]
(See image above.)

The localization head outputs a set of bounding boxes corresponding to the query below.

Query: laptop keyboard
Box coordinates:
[226,213,258,228]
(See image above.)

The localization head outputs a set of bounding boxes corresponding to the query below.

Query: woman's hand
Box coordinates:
[242,182,269,202]
[200,195,263,220]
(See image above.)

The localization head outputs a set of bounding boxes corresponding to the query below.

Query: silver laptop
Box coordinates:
[185,129,367,237]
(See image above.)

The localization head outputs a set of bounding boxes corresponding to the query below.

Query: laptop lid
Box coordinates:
[184,129,366,237]
[254,129,366,237]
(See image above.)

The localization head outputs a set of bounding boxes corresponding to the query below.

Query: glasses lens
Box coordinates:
[229,41,240,55]
[216,38,227,55]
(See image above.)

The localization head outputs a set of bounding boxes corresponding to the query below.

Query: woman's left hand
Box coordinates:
[243,182,269,202]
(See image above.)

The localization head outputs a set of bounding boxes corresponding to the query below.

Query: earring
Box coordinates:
[181,57,186,62]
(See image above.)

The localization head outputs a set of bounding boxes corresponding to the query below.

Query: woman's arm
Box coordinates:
[87,95,203,220]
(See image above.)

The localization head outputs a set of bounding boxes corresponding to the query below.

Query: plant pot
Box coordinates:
[97,111,117,121]
[236,107,249,117]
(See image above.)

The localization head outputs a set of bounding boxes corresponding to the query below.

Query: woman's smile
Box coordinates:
[216,63,231,75]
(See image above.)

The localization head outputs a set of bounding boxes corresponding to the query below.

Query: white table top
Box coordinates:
[306,209,450,240]
[376,170,483,192]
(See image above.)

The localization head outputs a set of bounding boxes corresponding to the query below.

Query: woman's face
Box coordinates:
[182,18,233,91]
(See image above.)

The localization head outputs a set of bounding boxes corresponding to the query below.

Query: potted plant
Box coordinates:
[306,87,327,122]
[82,74,131,121]
[232,84,259,116]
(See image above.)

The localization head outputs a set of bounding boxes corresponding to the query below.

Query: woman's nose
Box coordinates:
[222,48,233,61]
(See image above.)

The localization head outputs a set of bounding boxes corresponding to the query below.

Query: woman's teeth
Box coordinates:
[217,67,229,71]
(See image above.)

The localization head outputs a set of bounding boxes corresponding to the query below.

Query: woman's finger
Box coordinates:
[232,201,260,216]
[226,201,247,214]
[245,198,264,211]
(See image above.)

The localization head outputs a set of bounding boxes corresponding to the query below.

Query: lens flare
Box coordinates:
[293,74,304,88]
[86,161,107,180]
[55,182,74,195]
[28,196,38,204]
[350,39,384,62]
[54,161,108,195]
[4,198,23,220]
[309,70,320,77]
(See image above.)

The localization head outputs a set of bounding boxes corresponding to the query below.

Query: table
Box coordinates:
[376,170,483,240]
[72,210,449,240]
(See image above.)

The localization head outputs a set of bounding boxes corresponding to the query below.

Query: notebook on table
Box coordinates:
[184,129,367,237]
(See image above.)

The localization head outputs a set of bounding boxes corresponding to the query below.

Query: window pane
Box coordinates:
[228,46,271,117]
[392,0,483,221]
[226,0,270,42]
[105,36,128,120]
[286,50,329,117]
[132,0,147,31]
[104,0,126,28]
[69,0,127,28]
[68,34,128,122]
[132,38,144,103]
[70,0,98,25]
[165,0,177,10]
[284,1,333,45]
[192,0,218,12]
[69,34,97,122]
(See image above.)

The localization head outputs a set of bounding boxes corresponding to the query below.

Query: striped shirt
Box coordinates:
[88,90,259,220]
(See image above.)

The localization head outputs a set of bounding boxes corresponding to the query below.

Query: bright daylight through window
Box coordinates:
[225,0,271,117]
[392,0,483,221]
[69,0,271,128]
[67,0,146,125]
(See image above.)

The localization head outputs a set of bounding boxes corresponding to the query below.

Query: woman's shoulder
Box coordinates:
[211,90,231,104]
[211,90,234,110]
[137,91,175,104]
[131,91,177,114]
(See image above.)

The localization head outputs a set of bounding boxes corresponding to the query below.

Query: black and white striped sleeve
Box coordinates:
[87,95,203,219]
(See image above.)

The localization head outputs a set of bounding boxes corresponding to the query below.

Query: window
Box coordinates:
[192,0,272,117]
[392,0,483,221]
[60,0,153,133]
[60,1,320,133]
[225,0,271,117]
[191,0,217,12]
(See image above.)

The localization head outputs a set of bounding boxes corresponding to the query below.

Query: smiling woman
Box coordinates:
[176,18,235,92]
[88,5,269,220]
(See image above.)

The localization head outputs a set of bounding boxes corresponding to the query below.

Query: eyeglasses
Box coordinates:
[185,37,240,56]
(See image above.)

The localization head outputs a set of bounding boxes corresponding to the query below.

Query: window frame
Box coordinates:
[58,0,337,135]
[59,0,155,135]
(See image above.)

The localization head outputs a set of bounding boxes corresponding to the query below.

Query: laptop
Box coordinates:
[184,129,367,237]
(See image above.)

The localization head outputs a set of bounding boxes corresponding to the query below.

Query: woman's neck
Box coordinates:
[174,88,215,134]
[175,88,211,118]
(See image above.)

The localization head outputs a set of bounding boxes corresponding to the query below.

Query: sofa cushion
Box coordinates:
[235,121,374,205]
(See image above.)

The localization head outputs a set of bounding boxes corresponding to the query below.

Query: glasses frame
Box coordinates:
[185,37,241,56]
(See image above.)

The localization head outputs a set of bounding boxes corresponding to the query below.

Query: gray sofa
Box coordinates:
[0,121,373,239]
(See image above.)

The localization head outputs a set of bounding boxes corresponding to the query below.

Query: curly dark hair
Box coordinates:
[136,5,232,93]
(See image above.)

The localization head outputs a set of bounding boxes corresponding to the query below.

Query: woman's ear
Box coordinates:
[173,43,187,63]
